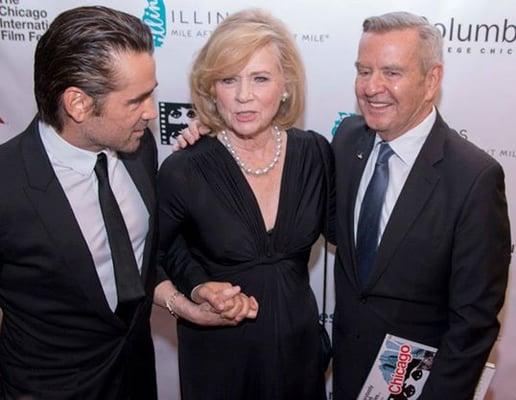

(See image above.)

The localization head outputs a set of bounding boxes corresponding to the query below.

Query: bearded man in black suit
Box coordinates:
[0,6,244,399]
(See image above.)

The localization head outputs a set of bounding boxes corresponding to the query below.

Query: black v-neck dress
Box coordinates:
[158,128,331,400]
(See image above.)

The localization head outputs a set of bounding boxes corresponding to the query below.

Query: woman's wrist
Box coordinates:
[165,290,185,319]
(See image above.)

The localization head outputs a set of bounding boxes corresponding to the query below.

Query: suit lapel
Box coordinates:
[345,129,376,288]
[365,113,447,290]
[21,118,121,326]
[120,152,156,286]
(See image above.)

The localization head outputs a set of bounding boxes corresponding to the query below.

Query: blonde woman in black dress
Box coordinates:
[159,9,332,400]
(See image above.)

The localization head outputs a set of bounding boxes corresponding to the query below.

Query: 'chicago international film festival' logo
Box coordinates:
[142,0,166,48]
[331,112,355,136]
[159,102,196,145]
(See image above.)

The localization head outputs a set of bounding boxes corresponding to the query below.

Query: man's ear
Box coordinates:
[61,87,94,123]
[424,63,443,102]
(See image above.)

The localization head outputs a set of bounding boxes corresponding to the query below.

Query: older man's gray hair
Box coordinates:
[363,11,443,72]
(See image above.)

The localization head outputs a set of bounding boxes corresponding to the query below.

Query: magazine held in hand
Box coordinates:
[358,334,495,400]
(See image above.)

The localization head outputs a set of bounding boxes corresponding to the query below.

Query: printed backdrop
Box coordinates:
[1,1,515,398]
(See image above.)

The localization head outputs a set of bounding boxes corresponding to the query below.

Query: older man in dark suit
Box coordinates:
[332,11,511,399]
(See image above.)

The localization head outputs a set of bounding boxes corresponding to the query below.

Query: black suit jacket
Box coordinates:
[331,113,511,399]
[0,117,159,400]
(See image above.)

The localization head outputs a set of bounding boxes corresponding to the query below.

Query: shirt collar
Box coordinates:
[374,107,436,166]
[39,120,118,176]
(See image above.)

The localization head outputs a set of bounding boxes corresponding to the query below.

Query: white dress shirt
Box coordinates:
[354,107,437,246]
[39,121,149,311]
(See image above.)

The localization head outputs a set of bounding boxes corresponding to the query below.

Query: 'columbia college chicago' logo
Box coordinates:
[142,0,167,48]
[159,102,196,145]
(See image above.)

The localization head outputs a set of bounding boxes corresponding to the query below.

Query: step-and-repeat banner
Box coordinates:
[1,1,515,398]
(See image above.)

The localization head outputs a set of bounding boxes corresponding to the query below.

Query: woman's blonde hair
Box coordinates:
[190,8,305,132]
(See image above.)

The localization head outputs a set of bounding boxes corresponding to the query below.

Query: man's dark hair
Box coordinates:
[34,6,154,131]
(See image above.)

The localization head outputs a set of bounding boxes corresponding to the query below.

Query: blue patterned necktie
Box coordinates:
[356,142,394,287]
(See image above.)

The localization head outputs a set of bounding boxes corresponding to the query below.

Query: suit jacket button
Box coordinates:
[359,296,367,304]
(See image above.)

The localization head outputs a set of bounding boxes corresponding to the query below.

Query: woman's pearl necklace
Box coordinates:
[220,126,282,176]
